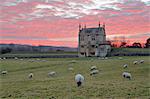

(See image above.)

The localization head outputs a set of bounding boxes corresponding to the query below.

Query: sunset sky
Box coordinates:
[0,0,150,47]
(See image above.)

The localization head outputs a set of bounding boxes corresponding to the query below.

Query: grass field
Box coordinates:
[0,56,150,99]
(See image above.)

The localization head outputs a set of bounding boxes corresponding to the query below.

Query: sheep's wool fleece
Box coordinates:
[75,74,84,82]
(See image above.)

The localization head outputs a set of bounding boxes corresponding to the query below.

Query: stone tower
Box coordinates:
[78,23,111,57]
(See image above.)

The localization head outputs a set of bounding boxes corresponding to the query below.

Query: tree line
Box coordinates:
[109,37,150,48]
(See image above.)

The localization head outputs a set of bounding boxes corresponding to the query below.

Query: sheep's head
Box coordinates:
[77,81,82,87]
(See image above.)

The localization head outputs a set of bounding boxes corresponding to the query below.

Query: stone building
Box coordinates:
[78,23,111,57]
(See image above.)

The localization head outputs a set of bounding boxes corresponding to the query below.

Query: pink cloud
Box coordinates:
[0,0,150,47]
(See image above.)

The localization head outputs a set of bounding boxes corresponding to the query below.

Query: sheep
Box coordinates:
[28,73,33,79]
[14,57,18,60]
[133,61,138,65]
[68,67,74,71]
[48,71,56,77]
[36,58,40,61]
[91,58,94,61]
[118,57,123,60]
[123,64,128,69]
[139,60,144,63]
[41,60,47,62]
[90,70,99,76]
[1,71,8,75]
[101,57,105,60]
[122,72,132,80]
[75,74,84,87]
[70,60,77,63]
[29,60,35,62]
[105,57,108,60]
[90,66,97,71]
[98,57,101,60]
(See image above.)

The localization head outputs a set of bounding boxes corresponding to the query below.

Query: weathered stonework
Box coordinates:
[78,23,111,57]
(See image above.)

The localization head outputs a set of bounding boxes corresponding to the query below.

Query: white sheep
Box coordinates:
[91,58,94,61]
[70,60,77,63]
[68,67,74,71]
[48,71,56,77]
[14,57,18,60]
[105,57,108,59]
[28,73,33,79]
[118,57,123,60]
[29,60,35,62]
[1,71,8,75]
[101,57,105,60]
[36,58,40,61]
[90,66,97,71]
[41,60,47,62]
[139,60,144,63]
[75,74,84,87]
[122,72,132,80]
[90,70,99,75]
[133,61,138,65]
[123,64,128,69]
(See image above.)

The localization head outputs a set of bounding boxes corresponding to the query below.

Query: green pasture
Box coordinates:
[0,56,150,99]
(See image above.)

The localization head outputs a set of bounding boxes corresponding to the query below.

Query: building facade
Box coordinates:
[78,23,111,57]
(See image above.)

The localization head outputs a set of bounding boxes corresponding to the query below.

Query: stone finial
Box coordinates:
[99,21,100,27]
[79,23,81,31]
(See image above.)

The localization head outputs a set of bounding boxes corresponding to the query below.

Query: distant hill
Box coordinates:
[0,44,77,53]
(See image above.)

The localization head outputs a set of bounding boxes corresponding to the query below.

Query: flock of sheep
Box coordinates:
[1,57,145,87]
[122,59,145,80]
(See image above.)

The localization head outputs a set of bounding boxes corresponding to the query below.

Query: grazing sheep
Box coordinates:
[139,60,144,63]
[68,67,74,71]
[29,60,35,62]
[14,57,18,60]
[70,60,77,63]
[133,61,138,65]
[98,57,101,60]
[41,60,47,62]
[101,57,105,60]
[105,57,108,59]
[122,72,132,80]
[91,58,94,61]
[36,58,40,61]
[1,71,8,75]
[75,74,84,87]
[48,71,56,77]
[90,66,97,71]
[118,57,123,60]
[28,73,33,79]
[90,70,99,75]
[123,64,128,69]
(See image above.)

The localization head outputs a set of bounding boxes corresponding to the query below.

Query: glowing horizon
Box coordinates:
[0,0,150,47]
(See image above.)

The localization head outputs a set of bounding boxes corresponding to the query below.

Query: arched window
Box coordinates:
[92,37,95,40]
[91,45,95,48]
[81,45,84,48]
